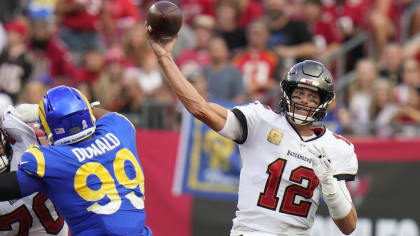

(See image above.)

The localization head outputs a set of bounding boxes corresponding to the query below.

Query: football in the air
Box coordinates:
[146,1,183,41]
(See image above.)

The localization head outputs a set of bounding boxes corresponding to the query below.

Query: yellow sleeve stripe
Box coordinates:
[27,145,46,177]
[115,113,135,130]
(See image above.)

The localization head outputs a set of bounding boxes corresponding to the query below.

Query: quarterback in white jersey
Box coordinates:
[148,32,358,235]
[229,101,357,235]
[0,105,68,236]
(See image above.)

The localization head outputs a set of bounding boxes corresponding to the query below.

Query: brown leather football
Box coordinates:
[146,1,183,42]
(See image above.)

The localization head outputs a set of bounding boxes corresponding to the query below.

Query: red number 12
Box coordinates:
[257,158,319,217]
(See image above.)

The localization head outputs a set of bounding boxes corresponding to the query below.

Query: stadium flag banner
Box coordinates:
[173,101,241,200]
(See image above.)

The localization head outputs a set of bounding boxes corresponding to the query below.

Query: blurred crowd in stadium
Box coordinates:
[0,0,419,137]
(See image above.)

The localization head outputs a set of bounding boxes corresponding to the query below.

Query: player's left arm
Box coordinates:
[0,170,44,201]
[0,171,22,201]
[93,107,110,120]
[309,144,357,235]
[333,195,357,235]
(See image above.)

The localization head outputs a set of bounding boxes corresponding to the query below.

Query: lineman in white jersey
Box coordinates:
[0,104,69,236]
[146,32,357,236]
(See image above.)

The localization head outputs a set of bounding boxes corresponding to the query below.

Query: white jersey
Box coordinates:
[230,101,358,236]
[0,107,69,236]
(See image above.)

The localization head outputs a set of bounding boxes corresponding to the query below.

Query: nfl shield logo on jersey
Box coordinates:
[267,129,283,145]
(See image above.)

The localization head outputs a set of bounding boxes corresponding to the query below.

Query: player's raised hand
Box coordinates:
[145,1,182,58]
[145,28,178,58]
[308,144,336,195]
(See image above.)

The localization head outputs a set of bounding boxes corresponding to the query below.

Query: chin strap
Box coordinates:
[286,112,313,125]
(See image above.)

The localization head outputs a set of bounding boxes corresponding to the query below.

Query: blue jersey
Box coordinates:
[16,113,151,236]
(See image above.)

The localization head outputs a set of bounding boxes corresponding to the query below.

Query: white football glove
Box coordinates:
[11,104,39,123]
[308,144,352,219]
[308,144,336,195]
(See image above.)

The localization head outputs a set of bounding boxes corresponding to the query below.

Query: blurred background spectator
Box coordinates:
[263,0,317,74]
[393,86,420,137]
[55,0,111,64]
[233,19,278,102]
[301,0,341,60]
[0,18,32,103]
[177,14,214,75]
[369,79,398,137]
[104,0,140,42]
[235,0,262,29]
[215,0,247,53]
[18,80,48,104]
[0,0,26,23]
[28,19,79,86]
[92,45,125,110]
[0,0,415,135]
[394,57,420,106]
[345,59,379,136]
[378,43,404,85]
[202,37,245,103]
[76,48,104,85]
[180,0,216,26]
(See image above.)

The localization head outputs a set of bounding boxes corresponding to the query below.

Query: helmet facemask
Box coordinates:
[280,84,327,125]
[0,129,13,174]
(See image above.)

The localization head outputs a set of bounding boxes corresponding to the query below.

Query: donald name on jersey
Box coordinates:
[72,133,120,162]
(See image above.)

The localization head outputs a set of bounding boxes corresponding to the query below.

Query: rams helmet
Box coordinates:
[38,86,96,145]
[279,60,335,125]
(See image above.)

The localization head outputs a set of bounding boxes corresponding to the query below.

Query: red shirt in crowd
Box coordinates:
[105,0,139,29]
[34,39,79,78]
[322,0,374,27]
[176,48,211,73]
[312,11,342,47]
[181,0,216,26]
[60,0,103,31]
[233,49,277,91]
[28,36,79,87]
[236,0,263,29]
[76,68,100,85]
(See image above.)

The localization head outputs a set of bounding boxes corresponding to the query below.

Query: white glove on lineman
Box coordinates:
[11,104,39,123]
[308,144,352,219]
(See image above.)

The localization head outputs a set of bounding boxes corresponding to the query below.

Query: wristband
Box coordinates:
[323,178,352,219]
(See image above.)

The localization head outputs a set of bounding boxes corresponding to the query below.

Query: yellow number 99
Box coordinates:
[74,163,122,214]
[114,148,145,209]
[74,148,145,214]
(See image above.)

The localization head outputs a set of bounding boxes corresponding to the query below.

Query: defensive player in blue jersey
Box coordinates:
[0,85,152,236]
